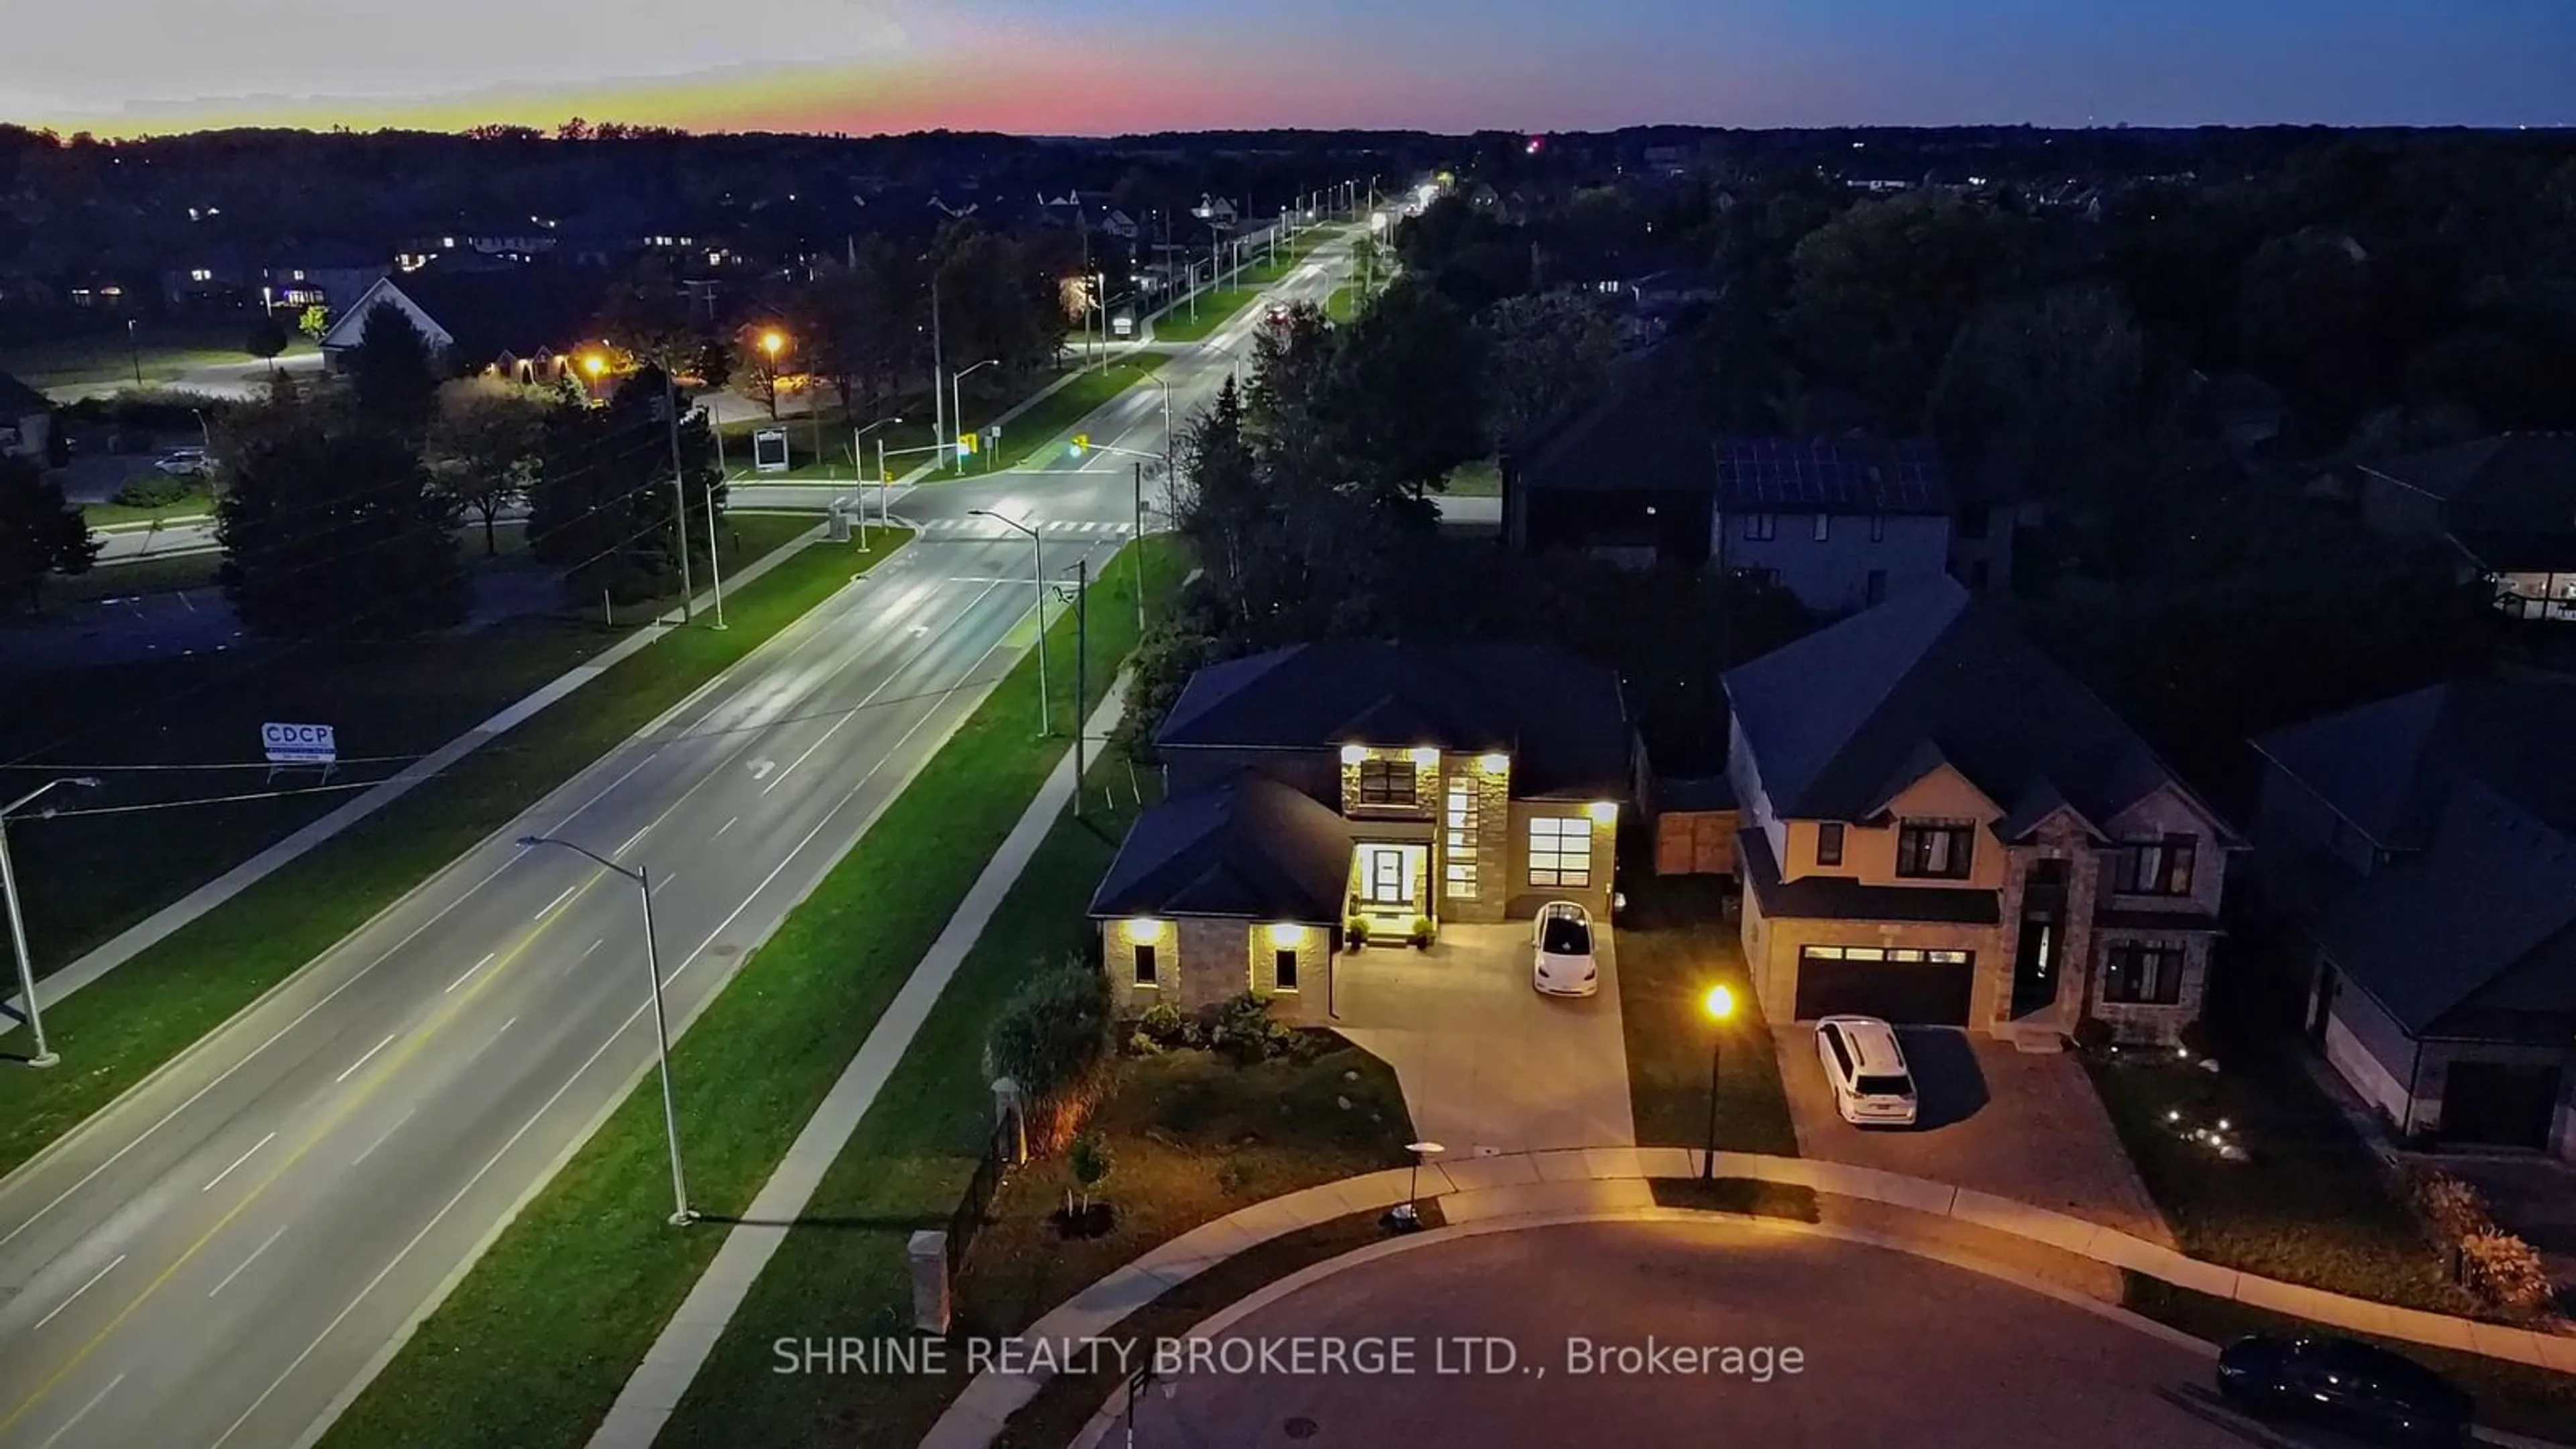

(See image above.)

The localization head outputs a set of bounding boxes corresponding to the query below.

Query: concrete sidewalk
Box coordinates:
[584,681,1129,1449]
[922,1146,2576,1449]
[1,524,827,1036]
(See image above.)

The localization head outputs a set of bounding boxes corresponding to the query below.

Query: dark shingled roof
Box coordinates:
[0,370,50,418]
[2257,680,2576,1036]
[1157,641,1631,801]
[381,264,609,369]
[1087,773,1352,922]
[1739,828,1997,924]
[2361,433,2576,572]
[1723,576,2224,841]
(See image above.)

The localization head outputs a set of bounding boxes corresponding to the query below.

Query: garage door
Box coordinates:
[2443,1062,2561,1149]
[1792,947,1974,1025]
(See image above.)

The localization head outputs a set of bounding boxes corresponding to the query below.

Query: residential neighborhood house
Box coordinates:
[1725,576,2237,1045]
[0,370,52,459]
[317,264,607,382]
[2356,433,2576,624]
[1088,642,1636,1022]
[2251,680,2576,1157]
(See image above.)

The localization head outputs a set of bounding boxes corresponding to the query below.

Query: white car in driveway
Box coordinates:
[1814,1016,1919,1126]
[1531,901,1599,997]
[153,447,211,477]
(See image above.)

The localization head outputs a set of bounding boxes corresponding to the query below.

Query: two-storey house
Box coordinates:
[2356,433,2576,623]
[1087,642,1635,1022]
[1725,577,2237,1045]
[2251,680,2576,1157]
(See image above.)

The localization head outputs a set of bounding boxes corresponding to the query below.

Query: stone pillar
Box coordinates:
[991,1077,1028,1165]
[908,1230,951,1332]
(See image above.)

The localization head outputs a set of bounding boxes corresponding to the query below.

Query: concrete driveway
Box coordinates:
[1334,922,1635,1159]
[1127,1218,2241,1449]
[1778,1026,2172,1243]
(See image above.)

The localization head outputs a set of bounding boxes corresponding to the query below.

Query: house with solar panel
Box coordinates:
[1501,376,1962,613]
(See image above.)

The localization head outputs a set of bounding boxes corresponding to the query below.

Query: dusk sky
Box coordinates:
[9,0,2574,137]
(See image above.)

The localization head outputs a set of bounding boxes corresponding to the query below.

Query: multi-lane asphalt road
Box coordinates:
[0,233,1353,1449]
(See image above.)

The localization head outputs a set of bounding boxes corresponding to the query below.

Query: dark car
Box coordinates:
[2216,1334,2472,1445]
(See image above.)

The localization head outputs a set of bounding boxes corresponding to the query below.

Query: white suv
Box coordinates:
[1814,1016,1918,1126]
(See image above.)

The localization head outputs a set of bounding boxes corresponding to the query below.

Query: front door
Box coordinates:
[2010,859,2069,1016]
[1366,848,1405,904]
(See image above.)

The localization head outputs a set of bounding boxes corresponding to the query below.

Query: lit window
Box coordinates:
[2102,943,2186,1004]
[1356,758,1415,806]
[1445,775,1481,900]
[1528,816,1593,889]
[1896,821,1975,879]
[1741,513,1776,541]
[189,268,212,282]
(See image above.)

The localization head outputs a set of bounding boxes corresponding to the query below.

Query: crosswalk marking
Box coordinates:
[906,518,1133,539]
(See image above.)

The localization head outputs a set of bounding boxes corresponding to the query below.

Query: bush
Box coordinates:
[1209,990,1291,1065]
[1067,1131,1114,1212]
[2176,1018,2220,1060]
[2398,1163,2557,1318]
[2071,1016,2115,1053]
[113,473,197,510]
[985,957,1114,1150]
[1132,1000,1193,1051]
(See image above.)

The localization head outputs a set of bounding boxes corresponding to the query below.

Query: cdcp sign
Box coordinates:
[260,722,337,765]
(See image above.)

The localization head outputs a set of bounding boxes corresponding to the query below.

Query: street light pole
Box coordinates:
[1701,985,1735,1181]
[517,835,694,1225]
[971,510,1047,736]
[662,370,696,624]
[126,317,142,387]
[2,778,99,1068]
[852,414,904,545]
[951,360,998,474]
[1066,557,1089,814]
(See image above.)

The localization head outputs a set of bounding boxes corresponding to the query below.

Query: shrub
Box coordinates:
[2176,1018,2220,1060]
[1209,990,1290,1065]
[2459,1232,2556,1315]
[2070,1016,2115,1053]
[113,473,197,510]
[985,957,1114,1150]
[1134,1000,1191,1051]
[1067,1132,1114,1212]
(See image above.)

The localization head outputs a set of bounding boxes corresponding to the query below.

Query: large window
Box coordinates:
[1444,775,1481,900]
[1895,822,1976,879]
[1741,513,1777,541]
[2102,943,2186,1004]
[1356,757,1415,806]
[1132,943,1159,987]
[1273,948,1300,992]
[1815,822,1846,867]
[1528,816,1593,889]
[2121,834,2198,897]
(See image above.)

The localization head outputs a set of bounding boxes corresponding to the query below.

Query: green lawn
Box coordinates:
[2086,1049,2471,1315]
[1324,284,1361,321]
[0,328,315,392]
[319,537,1186,1449]
[46,548,225,604]
[657,773,1413,1446]
[83,490,212,529]
[1615,876,1800,1156]
[716,396,936,480]
[972,355,1169,473]
[1150,286,1265,344]
[1446,457,1503,497]
[0,517,875,1173]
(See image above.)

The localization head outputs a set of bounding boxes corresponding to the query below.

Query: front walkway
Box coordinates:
[1778,1026,2174,1245]
[921,1147,2576,1449]
[1332,922,1635,1157]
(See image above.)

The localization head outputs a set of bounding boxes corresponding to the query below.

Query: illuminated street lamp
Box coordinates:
[969,508,1049,735]
[950,358,999,474]
[2,778,101,1068]
[758,329,787,421]
[1701,985,1736,1181]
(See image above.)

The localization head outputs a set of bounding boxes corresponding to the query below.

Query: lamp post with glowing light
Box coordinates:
[580,351,607,403]
[758,328,786,421]
[1701,984,1735,1181]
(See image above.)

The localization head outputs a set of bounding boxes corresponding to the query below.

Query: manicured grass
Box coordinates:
[1446,457,1503,497]
[0,329,314,392]
[2124,1277,2576,1442]
[1614,875,1799,1157]
[991,1210,1411,1449]
[2086,1049,2471,1316]
[1150,286,1264,343]
[957,354,1170,474]
[0,518,879,1175]
[83,490,211,529]
[1324,284,1362,321]
[1648,1176,1823,1222]
[717,396,937,480]
[46,547,224,604]
[318,538,1186,1449]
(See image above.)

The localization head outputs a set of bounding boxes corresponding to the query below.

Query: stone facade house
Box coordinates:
[1725,577,2237,1046]
[1088,642,1637,1023]
[2251,680,2576,1157]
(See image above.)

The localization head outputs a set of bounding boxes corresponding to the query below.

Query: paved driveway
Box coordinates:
[1778,1026,2173,1243]
[1334,922,1635,1158]
[1126,1219,2240,1449]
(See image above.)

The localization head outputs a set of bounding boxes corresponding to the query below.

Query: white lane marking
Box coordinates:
[444,951,496,994]
[749,759,775,780]
[201,1132,276,1193]
[350,1108,414,1167]
[34,1372,123,1449]
[334,1033,396,1084]
[714,815,738,839]
[34,1254,124,1331]
[616,826,648,857]
[535,885,576,920]
[207,1224,288,1299]
[581,937,606,961]
[652,872,679,894]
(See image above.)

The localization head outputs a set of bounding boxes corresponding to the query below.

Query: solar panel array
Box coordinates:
[1713,437,1947,511]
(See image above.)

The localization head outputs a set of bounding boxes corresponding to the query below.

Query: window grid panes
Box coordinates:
[1527,816,1593,888]
[2102,943,2186,1004]
[1445,776,1481,900]
[1356,757,1415,806]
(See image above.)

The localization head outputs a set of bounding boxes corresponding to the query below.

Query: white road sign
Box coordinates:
[261,721,337,764]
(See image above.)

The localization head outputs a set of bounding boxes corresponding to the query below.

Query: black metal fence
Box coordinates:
[946,1112,1018,1286]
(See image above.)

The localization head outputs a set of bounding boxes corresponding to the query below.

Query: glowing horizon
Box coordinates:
[8,0,2572,140]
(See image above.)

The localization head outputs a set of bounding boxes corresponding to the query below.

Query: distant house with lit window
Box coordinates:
[318,264,606,382]
[1725,576,2237,1046]
[1088,642,1638,1022]
[2355,433,2576,623]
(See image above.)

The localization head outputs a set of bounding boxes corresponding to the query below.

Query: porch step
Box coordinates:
[2005,1022,2068,1054]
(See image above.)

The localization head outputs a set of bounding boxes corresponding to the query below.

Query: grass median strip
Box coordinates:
[944,354,1170,476]
[0,519,899,1177]
[319,536,1184,1449]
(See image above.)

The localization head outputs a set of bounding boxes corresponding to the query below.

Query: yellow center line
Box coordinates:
[0,872,603,1439]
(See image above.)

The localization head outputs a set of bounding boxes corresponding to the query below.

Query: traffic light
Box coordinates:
[1068,432,1089,460]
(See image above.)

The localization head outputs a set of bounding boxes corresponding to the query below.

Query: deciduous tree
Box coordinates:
[428,380,553,555]
[0,455,99,610]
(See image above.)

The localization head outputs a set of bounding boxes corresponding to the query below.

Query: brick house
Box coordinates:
[1088,642,1636,1022]
[2251,680,2576,1157]
[1725,576,2237,1045]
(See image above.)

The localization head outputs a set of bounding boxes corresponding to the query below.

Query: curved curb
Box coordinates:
[1061,1206,2222,1449]
[916,1147,2576,1449]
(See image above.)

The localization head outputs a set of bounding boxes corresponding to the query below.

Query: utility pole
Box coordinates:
[1133,460,1146,634]
[930,266,947,455]
[1070,555,1089,816]
[661,371,694,623]
[2,778,99,1069]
